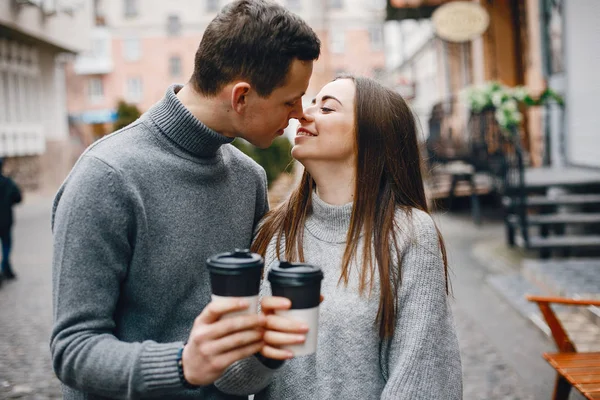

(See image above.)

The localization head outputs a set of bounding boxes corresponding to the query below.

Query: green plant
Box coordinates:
[231,137,293,187]
[114,100,142,131]
[462,82,564,133]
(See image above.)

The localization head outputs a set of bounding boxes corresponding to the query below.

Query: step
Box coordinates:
[507,212,600,226]
[522,259,600,331]
[527,235,600,249]
[503,194,600,207]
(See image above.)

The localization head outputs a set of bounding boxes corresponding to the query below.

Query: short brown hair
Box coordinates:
[191,0,321,97]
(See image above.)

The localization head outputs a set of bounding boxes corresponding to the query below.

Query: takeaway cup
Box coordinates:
[267,261,324,356]
[206,249,263,318]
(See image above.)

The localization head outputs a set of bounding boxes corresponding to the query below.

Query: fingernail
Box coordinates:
[286,351,294,359]
[296,335,306,343]
[300,324,309,331]
[238,299,249,307]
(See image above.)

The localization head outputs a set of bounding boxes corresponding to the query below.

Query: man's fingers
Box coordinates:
[204,329,264,355]
[196,299,252,324]
[215,341,266,370]
[260,345,294,360]
[265,315,308,333]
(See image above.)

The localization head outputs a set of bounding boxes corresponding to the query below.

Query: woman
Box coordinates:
[216,76,462,399]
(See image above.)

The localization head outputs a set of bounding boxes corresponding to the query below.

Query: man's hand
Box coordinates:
[182,299,266,386]
[259,296,310,360]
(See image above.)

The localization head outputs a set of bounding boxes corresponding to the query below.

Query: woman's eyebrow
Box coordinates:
[311,95,343,106]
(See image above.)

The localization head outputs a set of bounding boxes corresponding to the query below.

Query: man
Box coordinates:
[0,158,22,283]
[50,1,320,398]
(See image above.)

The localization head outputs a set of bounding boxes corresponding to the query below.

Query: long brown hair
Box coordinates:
[252,76,448,338]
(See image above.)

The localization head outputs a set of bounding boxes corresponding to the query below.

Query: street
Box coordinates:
[0,197,575,399]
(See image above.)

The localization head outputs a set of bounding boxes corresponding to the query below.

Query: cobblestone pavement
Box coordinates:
[0,198,581,399]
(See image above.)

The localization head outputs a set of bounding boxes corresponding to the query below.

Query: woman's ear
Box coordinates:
[231,82,252,113]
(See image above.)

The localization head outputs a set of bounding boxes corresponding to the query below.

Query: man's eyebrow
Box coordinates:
[311,95,342,106]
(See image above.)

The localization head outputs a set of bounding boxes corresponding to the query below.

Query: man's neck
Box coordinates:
[176,84,236,139]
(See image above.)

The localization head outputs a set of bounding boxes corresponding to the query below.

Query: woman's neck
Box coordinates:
[304,161,355,205]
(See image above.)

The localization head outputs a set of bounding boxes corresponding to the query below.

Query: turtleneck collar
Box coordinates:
[144,84,234,158]
[305,191,353,244]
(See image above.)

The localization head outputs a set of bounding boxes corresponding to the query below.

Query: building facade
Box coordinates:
[0,0,93,191]
[66,0,387,141]
[386,0,600,169]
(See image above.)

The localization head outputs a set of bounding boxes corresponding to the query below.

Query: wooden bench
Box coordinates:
[527,295,600,399]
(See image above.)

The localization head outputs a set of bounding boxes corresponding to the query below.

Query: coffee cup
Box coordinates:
[206,249,263,318]
[267,261,324,356]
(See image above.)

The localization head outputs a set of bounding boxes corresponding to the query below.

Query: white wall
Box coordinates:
[564,0,600,168]
[0,0,93,53]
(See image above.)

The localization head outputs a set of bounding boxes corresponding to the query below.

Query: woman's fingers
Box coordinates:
[260,345,295,360]
[265,314,309,333]
[264,329,306,347]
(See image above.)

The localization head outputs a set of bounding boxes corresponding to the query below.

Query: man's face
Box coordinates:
[239,59,313,149]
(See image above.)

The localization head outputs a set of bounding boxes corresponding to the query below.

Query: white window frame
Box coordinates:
[126,77,143,103]
[123,36,141,62]
[369,25,384,51]
[88,77,104,104]
[124,0,137,18]
[330,30,345,54]
[169,56,182,77]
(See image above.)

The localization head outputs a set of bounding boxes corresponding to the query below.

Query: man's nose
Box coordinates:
[290,101,306,120]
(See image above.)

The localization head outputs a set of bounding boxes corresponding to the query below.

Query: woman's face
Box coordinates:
[291,79,356,166]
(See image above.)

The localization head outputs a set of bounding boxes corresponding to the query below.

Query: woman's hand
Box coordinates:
[259,296,309,360]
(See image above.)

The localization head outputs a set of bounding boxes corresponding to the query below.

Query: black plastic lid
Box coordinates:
[206,249,264,275]
[268,261,323,287]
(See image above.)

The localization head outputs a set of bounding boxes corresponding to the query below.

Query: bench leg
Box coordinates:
[552,374,572,400]
[468,175,481,226]
[447,175,459,210]
[505,221,515,247]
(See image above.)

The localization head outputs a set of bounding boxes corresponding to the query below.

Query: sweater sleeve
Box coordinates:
[50,155,189,399]
[381,212,462,400]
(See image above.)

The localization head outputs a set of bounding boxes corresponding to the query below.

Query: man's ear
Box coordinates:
[231,82,252,113]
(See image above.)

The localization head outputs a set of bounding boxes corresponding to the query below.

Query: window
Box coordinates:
[369,25,384,51]
[206,0,219,12]
[167,14,182,36]
[373,67,385,81]
[329,0,343,10]
[169,56,182,77]
[330,30,345,54]
[287,0,301,11]
[126,77,143,103]
[123,37,141,61]
[88,77,104,104]
[124,0,137,18]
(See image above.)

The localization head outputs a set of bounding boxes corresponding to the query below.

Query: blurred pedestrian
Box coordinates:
[216,76,463,399]
[50,1,320,399]
[0,158,22,283]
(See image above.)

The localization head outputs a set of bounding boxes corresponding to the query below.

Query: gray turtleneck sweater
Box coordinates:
[51,85,269,400]
[216,193,462,399]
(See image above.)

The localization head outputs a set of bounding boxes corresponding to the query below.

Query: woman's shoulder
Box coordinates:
[393,207,438,236]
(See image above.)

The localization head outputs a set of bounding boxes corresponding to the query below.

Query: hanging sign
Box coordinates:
[431,1,489,43]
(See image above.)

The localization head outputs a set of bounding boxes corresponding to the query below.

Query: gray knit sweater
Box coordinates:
[216,193,462,399]
[51,85,269,399]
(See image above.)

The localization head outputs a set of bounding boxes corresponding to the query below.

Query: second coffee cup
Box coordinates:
[267,261,324,357]
[206,249,263,319]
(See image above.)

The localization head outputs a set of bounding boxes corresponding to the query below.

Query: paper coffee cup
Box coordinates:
[268,261,323,356]
[206,249,263,319]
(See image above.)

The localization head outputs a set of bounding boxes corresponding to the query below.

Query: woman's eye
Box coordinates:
[321,107,333,112]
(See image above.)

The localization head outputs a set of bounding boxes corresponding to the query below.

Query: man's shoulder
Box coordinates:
[85,120,150,165]
[221,143,267,181]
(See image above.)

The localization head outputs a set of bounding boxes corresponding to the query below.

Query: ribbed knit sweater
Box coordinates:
[216,192,462,399]
[51,85,269,399]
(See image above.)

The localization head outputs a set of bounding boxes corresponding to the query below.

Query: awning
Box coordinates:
[386,0,450,21]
